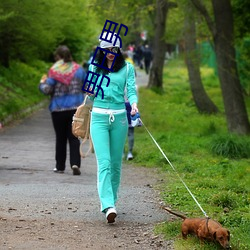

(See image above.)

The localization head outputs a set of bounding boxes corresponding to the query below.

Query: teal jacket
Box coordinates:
[87,62,138,110]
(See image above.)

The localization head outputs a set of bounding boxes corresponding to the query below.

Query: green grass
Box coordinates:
[129,58,250,250]
[0,60,50,123]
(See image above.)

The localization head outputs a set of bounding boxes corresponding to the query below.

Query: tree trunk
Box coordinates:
[191,0,250,134]
[148,0,168,90]
[184,4,218,114]
[212,0,250,134]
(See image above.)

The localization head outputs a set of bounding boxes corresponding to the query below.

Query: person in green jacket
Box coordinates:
[86,33,138,223]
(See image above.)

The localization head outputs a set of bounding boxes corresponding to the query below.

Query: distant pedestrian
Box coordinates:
[123,51,138,161]
[143,44,152,74]
[39,45,86,175]
[134,45,144,69]
[125,101,135,160]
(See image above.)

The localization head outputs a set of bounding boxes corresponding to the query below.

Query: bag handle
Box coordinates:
[83,94,88,105]
[79,137,94,158]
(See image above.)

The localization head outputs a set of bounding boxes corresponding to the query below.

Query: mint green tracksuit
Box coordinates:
[89,63,137,212]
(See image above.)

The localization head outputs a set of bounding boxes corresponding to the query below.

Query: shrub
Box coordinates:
[210,191,237,209]
[210,135,250,158]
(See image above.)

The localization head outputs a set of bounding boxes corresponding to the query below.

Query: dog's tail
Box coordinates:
[162,206,187,220]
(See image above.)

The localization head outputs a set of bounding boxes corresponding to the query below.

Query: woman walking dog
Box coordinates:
[86,33,138,223]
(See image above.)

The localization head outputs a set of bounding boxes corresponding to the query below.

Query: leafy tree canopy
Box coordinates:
[0,0,98,66]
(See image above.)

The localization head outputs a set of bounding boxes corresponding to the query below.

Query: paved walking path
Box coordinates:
[0,70,172,249]
[136,68,149,87]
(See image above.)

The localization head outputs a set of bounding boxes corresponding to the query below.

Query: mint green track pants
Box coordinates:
[90,111,128,212]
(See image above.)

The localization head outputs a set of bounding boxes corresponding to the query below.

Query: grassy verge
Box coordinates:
[0,60,50,124]
[129,58,250,250]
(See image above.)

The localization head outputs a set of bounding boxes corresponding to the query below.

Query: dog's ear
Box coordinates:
[213,231,217,240]
[227,230,230,240]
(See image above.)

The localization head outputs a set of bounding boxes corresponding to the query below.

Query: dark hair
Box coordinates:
[95,48,126,75]
[54,45,73,63]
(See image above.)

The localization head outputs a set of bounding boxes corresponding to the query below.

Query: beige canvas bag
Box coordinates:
[72,95,93,158]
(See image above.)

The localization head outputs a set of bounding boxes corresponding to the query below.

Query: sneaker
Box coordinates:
[105,207,117,223]
[72,165,81,175]
[53,168,64,173]
[127,152,133,160]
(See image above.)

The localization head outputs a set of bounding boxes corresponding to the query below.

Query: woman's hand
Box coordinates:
[40,74,47,83]
[86,88,95,97]
[131,103,138,116]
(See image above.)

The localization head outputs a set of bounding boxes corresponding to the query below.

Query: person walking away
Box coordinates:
[137,44,144,69]
[143,44,152,74]
[125,101,135,160]
[39,45,86,175]
[86,33,138,223]
[122,51,137,160]
[134,45,144,69]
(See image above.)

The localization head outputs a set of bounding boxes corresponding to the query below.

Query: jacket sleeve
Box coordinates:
[39,77,56,95]
[75,67,87,85]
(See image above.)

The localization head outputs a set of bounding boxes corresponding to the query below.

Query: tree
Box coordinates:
[90,0,156,48]
[0,0,97,66]
[0,0,58,66]
[232,0,250,40]
[148,0,177,89]
[184,1,218,114]
[191,0,250,134]
[232,0,250,96]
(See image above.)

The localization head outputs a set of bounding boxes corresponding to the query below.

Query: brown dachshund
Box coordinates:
[162,207,231,249]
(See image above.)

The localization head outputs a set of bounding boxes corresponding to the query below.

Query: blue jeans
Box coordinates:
[90,111,128,212]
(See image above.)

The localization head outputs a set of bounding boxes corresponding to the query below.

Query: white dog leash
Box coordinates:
[139,118,209,218]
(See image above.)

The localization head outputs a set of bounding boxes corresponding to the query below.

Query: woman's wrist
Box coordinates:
[131,103,138,115]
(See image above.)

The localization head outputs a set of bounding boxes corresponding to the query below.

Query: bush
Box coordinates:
[0,60,49,122]
[210,191,237,209]
[210,135,250,159]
